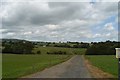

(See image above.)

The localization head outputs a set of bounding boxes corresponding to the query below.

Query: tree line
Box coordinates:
[86,41,120,55]
[2,39,34,54]
[47,51,67,55]
[2,39,120,55]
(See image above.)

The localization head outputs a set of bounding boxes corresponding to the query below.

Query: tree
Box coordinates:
[37,51,41,54]
[86,41,120,55]
[2,40,34,54]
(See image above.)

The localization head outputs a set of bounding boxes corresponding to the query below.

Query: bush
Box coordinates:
[47,52,50,54]
[46,51,67,55]
[37,51,41,54]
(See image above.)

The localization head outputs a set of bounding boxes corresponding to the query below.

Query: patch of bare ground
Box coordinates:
[83,56,115,80]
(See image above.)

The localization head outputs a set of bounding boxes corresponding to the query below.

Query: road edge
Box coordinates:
[21,55,73,78]
[83,55,114,78]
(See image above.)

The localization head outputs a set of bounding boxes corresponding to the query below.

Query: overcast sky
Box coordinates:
[0,0,119,42]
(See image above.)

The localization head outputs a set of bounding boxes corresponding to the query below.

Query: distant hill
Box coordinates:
[1,38,28,43]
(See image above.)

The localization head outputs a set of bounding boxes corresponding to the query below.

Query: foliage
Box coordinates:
[32,41,90,48]
[86,41,120,55]
[73,43,89,48]
[47,51,66,55]
[2,40,34,54]
[37,51,41,54]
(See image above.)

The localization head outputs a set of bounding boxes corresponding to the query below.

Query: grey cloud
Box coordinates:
[3,2,79,27]
[2,2,91,28]
[1,1,118,42]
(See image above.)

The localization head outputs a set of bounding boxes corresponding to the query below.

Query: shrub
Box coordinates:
[46,51,67,55]
[37,51,41,54]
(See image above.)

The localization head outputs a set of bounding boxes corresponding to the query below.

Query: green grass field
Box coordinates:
[86,55,118,77]
[2,54,71,78]
[33,47,86,55]
[2,47,86,78]
[0,53,2,79]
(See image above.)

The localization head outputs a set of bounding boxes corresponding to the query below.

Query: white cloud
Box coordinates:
[34,30,40,34]
[47,24,60,30]
[0,29,7,32]
[6,32,15,36]
[93,33,101,38]
[23,31,32,35]
[104,23,114,31]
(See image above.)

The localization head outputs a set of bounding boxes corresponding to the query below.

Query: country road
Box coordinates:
[23,55,92,78]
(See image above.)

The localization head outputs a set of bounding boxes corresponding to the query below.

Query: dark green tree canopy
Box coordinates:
[2,39,34,54]
[86,41,120,55]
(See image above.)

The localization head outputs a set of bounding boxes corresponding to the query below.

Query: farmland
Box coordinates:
[2,42,119,78]
[33,47,86,55]
[86,55,118,77]
[0,53,1,79]
[2,54,71,78]
[2,47,86,78]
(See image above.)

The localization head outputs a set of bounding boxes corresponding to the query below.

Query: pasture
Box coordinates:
[0,53,1,79]
[33,47,86,55]
[3,46,118,78]
[2,54,71,78]
[86,55,118,77]
[2,47,86,78]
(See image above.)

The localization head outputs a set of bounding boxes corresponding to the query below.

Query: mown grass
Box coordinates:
[86,55,118,77]
[2,54,71,78]
[33,47,86,55]
[0,53,2,79]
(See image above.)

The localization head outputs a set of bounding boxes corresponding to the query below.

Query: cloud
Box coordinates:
[23,31,32,35]
[47,24,60,30]
[1,1,118,42]
[0,29,7,32]
[93,33,101,38]
[104,23,114,31]
[6,32,15,36]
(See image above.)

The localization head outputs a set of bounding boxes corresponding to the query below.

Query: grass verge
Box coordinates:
[0,53,2,80]
[86,55,118,77]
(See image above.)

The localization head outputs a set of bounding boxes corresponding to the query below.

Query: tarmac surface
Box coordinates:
[23,55,91,78]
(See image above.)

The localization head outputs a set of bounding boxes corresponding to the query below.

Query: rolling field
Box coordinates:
[2,54,71,78]
[33,47,86,55]
[86,55,118,77]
